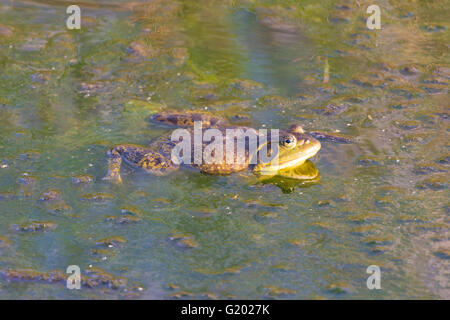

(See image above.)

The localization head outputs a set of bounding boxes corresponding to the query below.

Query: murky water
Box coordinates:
[0,0,448,299]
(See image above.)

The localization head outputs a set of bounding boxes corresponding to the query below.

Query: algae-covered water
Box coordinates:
[0,0,448,299]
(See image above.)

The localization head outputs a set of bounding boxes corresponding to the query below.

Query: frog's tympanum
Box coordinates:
[103,111,321,183]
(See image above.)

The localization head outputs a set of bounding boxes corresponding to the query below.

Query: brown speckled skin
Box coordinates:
[103,111,318,182]
[104,144,177,182]
[150,111,225,128]
[189,126,253,174]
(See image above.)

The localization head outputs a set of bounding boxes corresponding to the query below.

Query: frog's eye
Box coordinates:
[280,135,297,148]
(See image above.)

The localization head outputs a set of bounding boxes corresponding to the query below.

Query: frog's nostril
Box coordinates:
[305,139,310,144]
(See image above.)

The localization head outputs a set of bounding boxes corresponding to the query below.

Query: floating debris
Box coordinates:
[309,131,354,144]
[39,190,61,202]
[105,215,142,224]
[17,174,38,186]
[80,193,115,202]
[0,25,13,37]
[1,267,127,290]
[262,285,296,298]
[169,234,199,249]
[127,40,157,58]
[0,192,14,200]
[325,282,354,295]
[399,65,419,76]
[120,206,143,217]
[416,175,448,190]
[11,221,57,233]
[46,201,72,215]
[72,175,94,185]
[95,236,127,247]
[167,291,194,299]
[413,163,447,175]
[0,236,12,248]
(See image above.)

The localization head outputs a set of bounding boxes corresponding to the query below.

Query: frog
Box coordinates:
[102,111,321,183]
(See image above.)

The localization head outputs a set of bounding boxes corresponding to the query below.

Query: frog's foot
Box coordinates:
[103,161,123,183]
[103,144,178,183]
[102,146,125,184]
[150,110,226,128]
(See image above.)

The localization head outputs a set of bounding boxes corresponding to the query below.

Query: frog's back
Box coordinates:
[162,125,256,174]
[149,111,251,174]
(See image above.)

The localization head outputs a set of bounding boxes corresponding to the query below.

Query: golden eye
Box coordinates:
[280,135,297,148]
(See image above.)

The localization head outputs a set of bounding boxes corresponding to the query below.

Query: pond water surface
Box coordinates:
[0,0,448,299]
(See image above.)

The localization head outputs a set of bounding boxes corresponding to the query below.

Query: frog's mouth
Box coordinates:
[254,142,321,175]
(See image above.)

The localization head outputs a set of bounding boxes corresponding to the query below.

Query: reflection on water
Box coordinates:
[258,160,320,194]
[0,0,449,299]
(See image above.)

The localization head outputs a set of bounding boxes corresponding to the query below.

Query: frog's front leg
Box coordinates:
[102,145,126,184]
[102,144,179,183]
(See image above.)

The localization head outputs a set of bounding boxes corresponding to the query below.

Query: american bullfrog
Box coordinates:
[103,111,321,183]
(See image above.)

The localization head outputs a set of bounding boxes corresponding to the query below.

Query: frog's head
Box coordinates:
[254,124,321,174]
